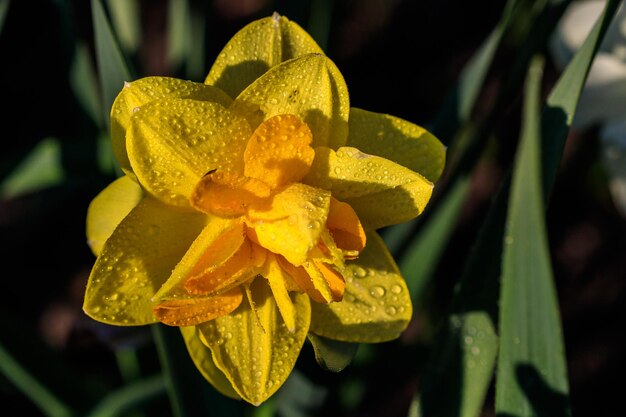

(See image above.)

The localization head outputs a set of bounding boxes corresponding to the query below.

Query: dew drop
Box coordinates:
[370,285,386,298]
[108,293,120,301]
[353,267,367,278]
[390,284,402,294]
[385,306,397,315]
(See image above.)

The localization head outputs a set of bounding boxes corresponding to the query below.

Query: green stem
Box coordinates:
[151,324,186,417]
[85,374,166,417]
[0,342,73,417]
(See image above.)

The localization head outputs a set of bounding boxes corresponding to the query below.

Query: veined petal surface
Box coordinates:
[198,278,311,405]
[304,147,433,229]
[111,77,232,175]
[127,99,252,207]
[231,54,349,149]
[205,14,322,99]
[310,231,412,342]
[84,197,207,325]
[86,176,143,256]
[346,108,446,182]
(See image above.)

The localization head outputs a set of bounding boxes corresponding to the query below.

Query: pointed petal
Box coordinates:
[305,146,434,229]
[276,256,326,304]
[231,54,349,149]
[263,253,297,332]
[83,197,206,325]
[111,77,232,175]
[127,99,252,207]
[346,108,446,182]
[309,231,412,342]
[205,14,323,99]
[152,217,241,301]
[198,278,311,405]
[244,114,315,188]
[247,183,330,266]
[326,197,366,254]
[86,176,143,256]
[180,326,240,399]
[153,287,243,326]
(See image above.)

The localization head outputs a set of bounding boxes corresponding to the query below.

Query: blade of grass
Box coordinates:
[0,138,65,200]
[413,174,506,417]
[399,177,469,305]
[91,0,133,128]
[307,0,333,53]
[431,0,519,144]
[106,0,140,54]
[495,56,570,417]
[86,374,165,417]
[167,0,190,74]
[0,341,73,417]
[70,41,103,128]
[541,0,622,198]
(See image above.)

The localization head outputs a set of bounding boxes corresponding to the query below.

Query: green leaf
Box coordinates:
[495,56,570,417]
[307,0,333,53]
[431,0,518,144]
[106,0,140,54]
[70,41,103,127]
[414,174,505,417]
[541,0,623,199]
[0,138,65,200]
[166,0,190,73]
[0,341,73,417]
[85,374,166,417]
[91,0,133,128]
[307,333,359,373]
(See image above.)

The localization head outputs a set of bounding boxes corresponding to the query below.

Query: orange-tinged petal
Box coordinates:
[276,256,326,303]
[185,238,265,295]
[243,114,315,188]
[152,217,240,301]
[153,287,243,326]
[247,183,330,266]
[314,261,345,302]
[326,198,366,254]
[191,170,271,217]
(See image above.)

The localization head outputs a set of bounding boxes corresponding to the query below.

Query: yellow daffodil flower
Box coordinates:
[83,13,445,405]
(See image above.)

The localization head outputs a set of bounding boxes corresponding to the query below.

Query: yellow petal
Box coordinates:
[205,13,323,99]
[346,108,446,183]
[263,253,297,332]
[153,287,243,326]
[231,54,349,149]
[247,183,330,266]
[304,146,434,230]
[305,260,345,303]
[180,326,240,399]
[83,197,206,325]
[190,170,271,217]
[326,197,366,255]
[111,77,232,175]
[127,99,252,208]
[152,217,241,302]
[184,238,265,295]
[86,176,143,256]
[244,114,315,188]
[197,278,311,405]
[309,231,412,342]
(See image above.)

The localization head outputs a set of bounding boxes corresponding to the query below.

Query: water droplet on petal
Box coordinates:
[370,285,386,298]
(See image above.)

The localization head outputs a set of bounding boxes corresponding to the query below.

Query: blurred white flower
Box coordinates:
[550,0,626,217]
